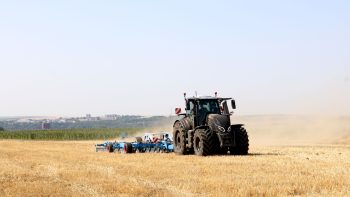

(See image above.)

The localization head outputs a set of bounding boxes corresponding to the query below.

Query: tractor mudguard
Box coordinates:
[230,124,244,130]
[179,118,192,131]
[194,126,209,130]
[230,124,244,134]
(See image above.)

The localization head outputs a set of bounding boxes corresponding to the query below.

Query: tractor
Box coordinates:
[173,93,249,156]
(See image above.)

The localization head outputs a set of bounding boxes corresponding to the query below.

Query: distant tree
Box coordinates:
[0,127,4,131]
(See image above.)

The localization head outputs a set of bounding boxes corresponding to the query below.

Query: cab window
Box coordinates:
[198,100,220,114]
[186,101,195,115]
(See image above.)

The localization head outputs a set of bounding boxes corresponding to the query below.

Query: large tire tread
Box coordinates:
[173,121,187,155]
[193,129,217,156]
[231,127,249,155]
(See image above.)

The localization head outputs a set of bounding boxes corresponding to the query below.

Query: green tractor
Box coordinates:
[173,93,249,156]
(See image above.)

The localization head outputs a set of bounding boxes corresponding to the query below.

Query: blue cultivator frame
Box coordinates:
[133,141,174,153]
[95,140,174,153]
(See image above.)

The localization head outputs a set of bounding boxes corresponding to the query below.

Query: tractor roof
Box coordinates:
[187,96,232,101]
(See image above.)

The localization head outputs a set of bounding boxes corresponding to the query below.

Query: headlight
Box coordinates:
[217,125,226,132]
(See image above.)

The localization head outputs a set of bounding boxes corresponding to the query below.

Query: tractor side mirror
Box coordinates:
[231,100,236,109]
[175,108,182,115]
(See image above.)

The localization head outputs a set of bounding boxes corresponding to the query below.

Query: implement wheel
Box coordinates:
[124,143,133,154]
[106,143,114,153]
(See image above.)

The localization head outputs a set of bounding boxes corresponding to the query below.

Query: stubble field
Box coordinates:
[1,115,350,196]
[0,140,349,196]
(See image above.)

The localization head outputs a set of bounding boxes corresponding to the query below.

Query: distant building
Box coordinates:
[103,114,120,120]
[41,122,50,130]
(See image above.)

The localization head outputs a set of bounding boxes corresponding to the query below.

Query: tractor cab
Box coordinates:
[186,98,221,126]
[182,96,236,127]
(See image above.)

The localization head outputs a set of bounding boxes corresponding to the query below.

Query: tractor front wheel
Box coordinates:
[193,129,212,156]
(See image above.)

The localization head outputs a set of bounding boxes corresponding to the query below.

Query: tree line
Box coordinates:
[0,116,178,131]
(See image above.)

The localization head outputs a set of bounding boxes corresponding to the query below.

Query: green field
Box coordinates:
[0,128,139,140]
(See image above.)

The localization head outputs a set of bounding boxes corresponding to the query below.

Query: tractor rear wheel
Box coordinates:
[174,121,187,155]
[231,127,249,155]
[193,129,214,156]
[174,131,187,155]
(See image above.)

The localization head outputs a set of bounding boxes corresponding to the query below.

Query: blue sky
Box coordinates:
[0,1,349,116]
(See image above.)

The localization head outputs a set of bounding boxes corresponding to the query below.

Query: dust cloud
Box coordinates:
[233,115,350,145]
[111,115,350,145]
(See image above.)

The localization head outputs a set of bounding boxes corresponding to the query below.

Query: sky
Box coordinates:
[0,1,349,117]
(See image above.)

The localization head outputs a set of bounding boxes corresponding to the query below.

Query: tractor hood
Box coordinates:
[207,114,231,133]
